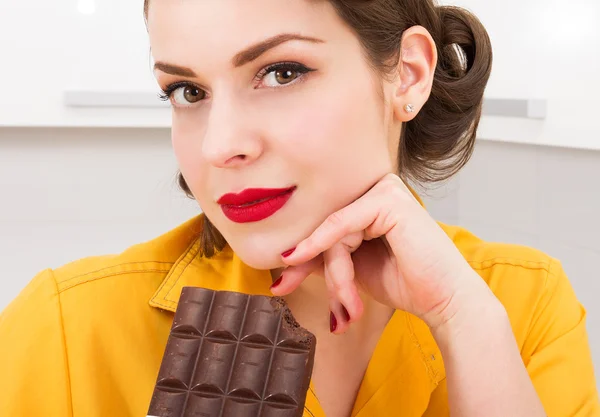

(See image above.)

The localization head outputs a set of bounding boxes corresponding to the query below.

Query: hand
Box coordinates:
[271,173,494,334]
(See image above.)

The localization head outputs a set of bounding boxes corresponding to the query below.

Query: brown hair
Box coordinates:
[144,0,493,258]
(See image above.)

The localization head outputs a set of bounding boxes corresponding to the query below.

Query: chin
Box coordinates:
[224,221,302,270]
[229,243,287,270]
[212,210,317,271]
[217,228,288,270]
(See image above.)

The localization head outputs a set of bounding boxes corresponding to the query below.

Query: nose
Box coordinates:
[201,97,263,169]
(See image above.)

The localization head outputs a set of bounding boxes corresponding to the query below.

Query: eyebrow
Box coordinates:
[153,33,324,77]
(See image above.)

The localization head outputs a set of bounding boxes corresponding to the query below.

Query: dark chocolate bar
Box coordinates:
[147,287,317,417]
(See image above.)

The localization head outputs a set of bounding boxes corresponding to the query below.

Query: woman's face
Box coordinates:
[148,0,402,270]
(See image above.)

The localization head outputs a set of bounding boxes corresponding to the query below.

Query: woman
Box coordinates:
[0,0,598,416]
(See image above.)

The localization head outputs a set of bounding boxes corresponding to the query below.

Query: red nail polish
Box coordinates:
[270,276,283,290]
[341,305,351,322]
[281,248,296,258]
[330,311,337,333]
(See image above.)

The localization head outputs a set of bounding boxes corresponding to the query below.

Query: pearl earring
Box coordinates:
[404,104,415,113]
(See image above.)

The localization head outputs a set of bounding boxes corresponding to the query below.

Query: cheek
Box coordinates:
[170,130,186,168]
[170,118,214,207]
[276,77,391,180]
[171,115,205,177]
[171,115,190,163]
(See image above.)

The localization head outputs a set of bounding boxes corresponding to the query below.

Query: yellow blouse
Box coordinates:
[0,214,598,416]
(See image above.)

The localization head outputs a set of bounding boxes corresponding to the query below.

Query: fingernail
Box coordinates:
[330,311,337,333]
[270,276,283,290]
[341,305,351,322]
[281,248,296,258]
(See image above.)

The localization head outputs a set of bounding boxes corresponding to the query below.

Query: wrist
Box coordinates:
[429,282,508,346]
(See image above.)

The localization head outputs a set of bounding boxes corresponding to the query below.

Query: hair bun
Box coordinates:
[437,6,493,96]
[399,5,493,183]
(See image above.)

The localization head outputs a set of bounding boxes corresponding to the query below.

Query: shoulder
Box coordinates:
[2,215,204,318]
[440,222,583,353]
[0,217,206,415]
[50,215,204,294]
[440,222,557,285]
[440,222,553,271]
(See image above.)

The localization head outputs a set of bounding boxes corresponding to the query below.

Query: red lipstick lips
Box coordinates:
[217,186,296,223]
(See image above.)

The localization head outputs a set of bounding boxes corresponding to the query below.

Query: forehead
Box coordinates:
[147,0,340,69]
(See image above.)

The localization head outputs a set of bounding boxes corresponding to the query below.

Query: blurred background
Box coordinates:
[0,0,599,384]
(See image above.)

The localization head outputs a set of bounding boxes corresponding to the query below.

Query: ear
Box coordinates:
[392,26,438,122]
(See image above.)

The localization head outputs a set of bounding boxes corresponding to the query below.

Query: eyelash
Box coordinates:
[158,62,315,104]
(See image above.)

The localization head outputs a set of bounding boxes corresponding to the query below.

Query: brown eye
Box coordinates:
[274,69,299,85]
[183,86,204,102]
[172,85,205,106]
[259,63,312,88]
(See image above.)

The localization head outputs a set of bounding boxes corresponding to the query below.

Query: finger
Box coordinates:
[324,260,350,335]
[321,266,345,334]
[324,243,364,334]
[281,187,406,266]
[269,254,323,296]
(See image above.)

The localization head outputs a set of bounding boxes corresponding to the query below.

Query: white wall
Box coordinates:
[0,0,169,128]
[451,0,600,150]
